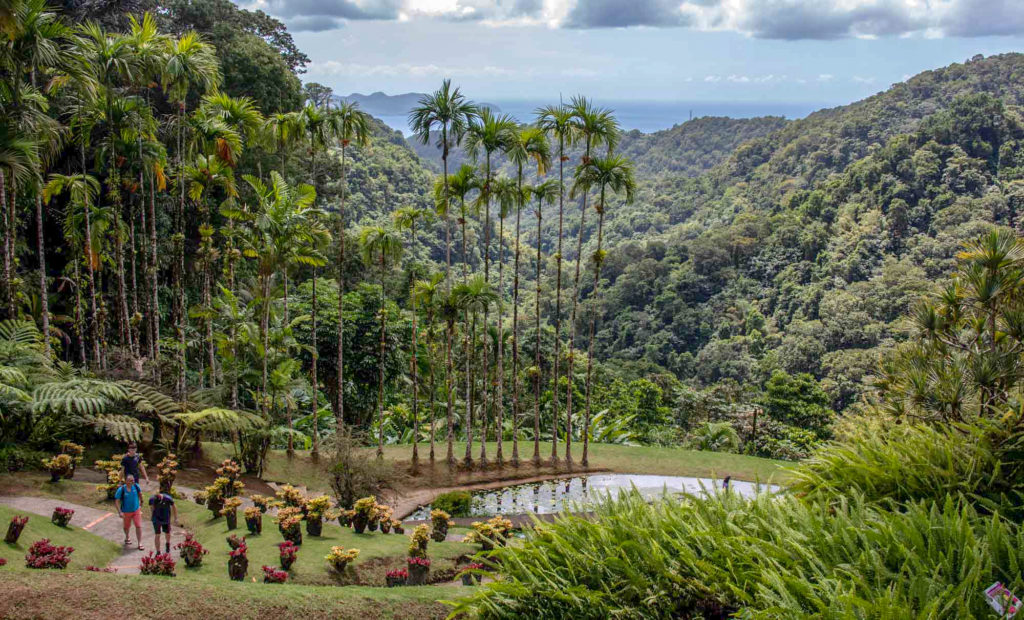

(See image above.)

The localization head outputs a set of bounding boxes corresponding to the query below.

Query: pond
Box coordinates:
[405,474,780,520]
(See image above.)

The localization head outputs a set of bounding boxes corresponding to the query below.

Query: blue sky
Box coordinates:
[240,0,1024,104]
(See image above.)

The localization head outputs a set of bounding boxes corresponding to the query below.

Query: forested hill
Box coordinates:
[588,52,1024,414]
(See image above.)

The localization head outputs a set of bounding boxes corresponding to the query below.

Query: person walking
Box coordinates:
[115,474,145,550]
[120,442,150,489]
[148,489,178,554]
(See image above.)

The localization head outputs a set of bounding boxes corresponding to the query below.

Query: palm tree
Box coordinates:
[437,288,460,464]
[570,155,634,467]
[535,103,576,465]
[464,108,515,467]
[453,274,498,466]
[529,179,558,464]
[489,175,518,467]
[506,126,550,466]
[392,206,430,468]
[409,80,477,290]
[332,101,371,428]
[412,273,444,464]
[159,29,220,400]
[563,97,618,467]
[433,163,478,465]
[7,0,66,355]
[358,225,403,457]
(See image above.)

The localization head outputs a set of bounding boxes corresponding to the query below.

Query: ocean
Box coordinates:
[376,99,830,136]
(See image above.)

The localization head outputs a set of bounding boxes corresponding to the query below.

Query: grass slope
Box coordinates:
[0,504,121,572]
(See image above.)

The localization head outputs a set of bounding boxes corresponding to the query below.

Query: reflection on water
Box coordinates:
[405,474,779,521]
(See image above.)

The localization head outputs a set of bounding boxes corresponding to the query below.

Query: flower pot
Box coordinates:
[48,471,61,483]
[393,526,405,535]
[208,497,224,516]
[386,576,407,587]
[258,505,268,514]
[338,513,352,527]
[407,563,429,586]
[246,516,262,535]
[380,520,391,534]
[182,552,204,568]
[352,515,367,534]
[5,520,26,544]
[65,465,75,480]
[461,574,481,586]
[481,539,494,551]
[106,487,117,501]
[280,556,295,571]
[329,561,349,574]
[51,509,73,527]
[228,556,248,581]
[225,511,237,530]
[306,519,322,537]
[367,518,378,532]
[283,528,302,546]
[431,528,447,543]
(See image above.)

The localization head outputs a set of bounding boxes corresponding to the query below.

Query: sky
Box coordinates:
[237,0,1024,105]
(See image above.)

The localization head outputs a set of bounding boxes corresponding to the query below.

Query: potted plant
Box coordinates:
[261,565,288,583]
[192,489,207,506]
[406,556,430,585]
[5,515,28,544]
[250,494,271,514]
[324,546,359,574]
[430,509,453,542]
[366,502,380,532]
[59,441,84,479]
[338,509,355,527]
[139,552,176,576]
[459,563,485,585]
[244,506,262,535]
[274,484,306,508]
[352,496,376,534]
[25,539,73,569]
[221,497,243,530]
[226,533,246,551]
[227,542,248,581]
[409,524,429,557]
[304,495,331,537]
[155,453,179,493]
[276,507,303,545]
[385,567,408,587]
[378,505,394,533]
[391,519,404,535]
[50,507,74,527]
[41,454,73,483]
[465,516,513,551]
[175,533,208,568]
[278,540,299,570]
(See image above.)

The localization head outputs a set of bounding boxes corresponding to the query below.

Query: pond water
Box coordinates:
[405,474,780,521]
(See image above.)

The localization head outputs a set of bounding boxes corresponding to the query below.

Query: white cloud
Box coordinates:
[817,73,834,81]
[308,60,531,78]
[852,75,876,84]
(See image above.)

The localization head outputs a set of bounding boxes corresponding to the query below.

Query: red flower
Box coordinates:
[386,568,408,578]
[261,565,288,583]
[406,556,431,567]
[25,539,74,569]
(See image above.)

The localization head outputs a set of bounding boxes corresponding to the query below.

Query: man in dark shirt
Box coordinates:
[120,442,149,489]
[148,491,178,554]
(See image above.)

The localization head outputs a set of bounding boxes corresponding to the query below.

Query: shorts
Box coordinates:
[122,509,142,529]
[152,521,170,534]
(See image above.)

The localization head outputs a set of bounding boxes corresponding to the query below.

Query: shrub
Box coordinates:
[0,558,6,567]
[465,516,513,550]
[386,568,408,579]
[429,509,453,542]
[325,546,359,572]
[276,507,303,544]
[139,552,176,576]
[278,540,299,570]
[305,495,331,519]
[326,427,398,508]
[41,454,73,479]
[250,494,271,512]
[25,539,73,569]
[175,533,208,568]
[432,491,472,517]
[0,446,48,472]
[156,453,179,492]
[226,534,246,550]
[5,515,28,544]
[408,524,429,558]
[275,484,306,508]
[451,491,1024,619]
[262,565,288,583]
[51,507,74,527]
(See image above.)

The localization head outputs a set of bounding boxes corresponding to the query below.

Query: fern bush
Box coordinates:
[452,490,1024,619]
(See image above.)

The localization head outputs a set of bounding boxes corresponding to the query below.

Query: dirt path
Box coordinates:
[0,488,200,574]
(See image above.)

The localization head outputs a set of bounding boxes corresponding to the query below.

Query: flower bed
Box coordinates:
[51,507,74,527]
[25,539,73,569]
[139,552,176,576]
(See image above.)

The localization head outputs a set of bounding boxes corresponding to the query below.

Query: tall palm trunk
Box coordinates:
[549,136,565,466]
[440,126,456,468]
[1,169,9,320]
[581,188,607,467]
[336,144,347,426]
[464,310,476,465]
[564,141,592,468]
[510,172,524,466]
[376,252,387,458]
[4,176,14,318]
[410,222,420,469]
[260,273,270,417]
[80,142,100,365]
[31,73,49,356]
[176,104,187,401]
[310,267,320,459]
[494,207,505,467]
[533,193,543,465]
[148,163,160,381]
[73,258,86,365]
[479,153,492,467]
[426,308,437,464]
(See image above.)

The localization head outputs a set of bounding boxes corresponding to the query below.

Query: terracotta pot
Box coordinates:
[306,518,322,537]
[352,515,367,534]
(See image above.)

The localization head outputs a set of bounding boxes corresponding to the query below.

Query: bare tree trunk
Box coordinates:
[427,310,436,464]
[510,175,524,467]
[563,142,592,469]
[494,210,505,468]
[479,153,492,468]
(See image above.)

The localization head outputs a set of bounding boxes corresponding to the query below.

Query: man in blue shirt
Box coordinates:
[114,474,144,550]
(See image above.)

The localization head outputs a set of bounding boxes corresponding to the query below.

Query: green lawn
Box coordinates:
[0,504,121,572]
[175,499,474,587]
